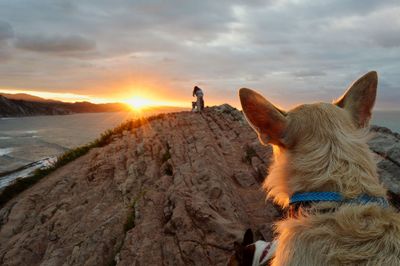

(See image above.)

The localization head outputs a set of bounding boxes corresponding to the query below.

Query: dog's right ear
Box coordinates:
[239,88,287,146]
[334,71,378,128]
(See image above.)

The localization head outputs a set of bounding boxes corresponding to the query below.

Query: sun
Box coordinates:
[125,97,152,111]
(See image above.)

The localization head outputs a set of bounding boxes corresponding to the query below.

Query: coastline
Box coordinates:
[0,157,56,189]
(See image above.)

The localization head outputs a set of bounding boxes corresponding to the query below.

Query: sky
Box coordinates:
[0,0,399,109]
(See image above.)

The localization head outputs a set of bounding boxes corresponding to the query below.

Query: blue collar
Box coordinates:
[289,192,389,208]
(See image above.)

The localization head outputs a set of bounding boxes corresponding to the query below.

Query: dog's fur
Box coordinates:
[239,71,400,265]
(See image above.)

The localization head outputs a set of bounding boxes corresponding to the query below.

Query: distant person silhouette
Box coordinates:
[192,86,204,112]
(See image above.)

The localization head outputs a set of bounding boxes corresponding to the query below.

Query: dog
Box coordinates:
[238,71,400,265]
[227,229,277,266]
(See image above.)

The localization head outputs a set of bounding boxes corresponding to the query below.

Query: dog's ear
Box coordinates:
[242,228,254,246]
[239,88,287,146]
[335,71,378,128]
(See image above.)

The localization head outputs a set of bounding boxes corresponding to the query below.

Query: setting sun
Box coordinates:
[125,97,152,111]
[123,94,189,110]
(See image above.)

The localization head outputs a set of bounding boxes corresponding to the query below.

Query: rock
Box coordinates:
[0,107,398,266]
[0,106,277,266]
[369,126,400,194]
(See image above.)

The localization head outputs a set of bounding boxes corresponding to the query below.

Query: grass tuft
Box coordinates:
[164,163,173,176]
[161,143,171,163]
[123,211,135,232]
[123,190,147,232]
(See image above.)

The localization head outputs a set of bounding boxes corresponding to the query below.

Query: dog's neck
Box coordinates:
[263,130,387,208]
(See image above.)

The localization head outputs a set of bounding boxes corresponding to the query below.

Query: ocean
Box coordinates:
[0,110,399,188]
[371,111,400,134]
[0,112,136,180]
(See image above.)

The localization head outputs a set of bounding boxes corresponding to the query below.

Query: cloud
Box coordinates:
[0,20,13,41]
[0,0,398,109]
[14,34,96,53]
[292,70,326,78]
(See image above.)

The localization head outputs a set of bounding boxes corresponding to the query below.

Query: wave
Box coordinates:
[0,157,56,189]
[0,148,14,156]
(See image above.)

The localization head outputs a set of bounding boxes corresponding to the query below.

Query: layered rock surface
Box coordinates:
[0,105,399,266]
[0,105,278,265]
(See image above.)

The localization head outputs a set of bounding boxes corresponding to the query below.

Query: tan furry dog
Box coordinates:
[239,71,400,266]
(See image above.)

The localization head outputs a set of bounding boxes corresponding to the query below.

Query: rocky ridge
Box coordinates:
[0,105,399,265]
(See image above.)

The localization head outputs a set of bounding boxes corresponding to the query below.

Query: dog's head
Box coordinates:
[227,229,276,266]
[227,229,255,266]
[239,71,383,206]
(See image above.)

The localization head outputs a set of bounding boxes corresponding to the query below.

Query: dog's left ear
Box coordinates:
[239,88,287,146]
[335,71,378,128]
[242,229,254,246]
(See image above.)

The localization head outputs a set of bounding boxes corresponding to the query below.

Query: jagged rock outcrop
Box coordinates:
[369,126,400,194]
[0,105,399,266]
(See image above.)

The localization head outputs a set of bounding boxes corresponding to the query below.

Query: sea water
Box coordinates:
[371,111,400,134]
[0,112,137,174]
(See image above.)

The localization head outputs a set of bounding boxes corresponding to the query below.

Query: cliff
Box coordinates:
[0,95,129,117]
[0,105,399,265]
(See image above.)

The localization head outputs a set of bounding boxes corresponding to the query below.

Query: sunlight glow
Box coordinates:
[125,97,153,111]
[123,96,189,111]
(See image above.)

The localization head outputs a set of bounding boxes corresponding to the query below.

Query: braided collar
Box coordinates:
[288,192,389,218]
[289,192,389,207]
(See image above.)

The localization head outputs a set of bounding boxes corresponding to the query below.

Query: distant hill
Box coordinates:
[0,92,189,117]
[0,92,57,103]
[0,94,131,117]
